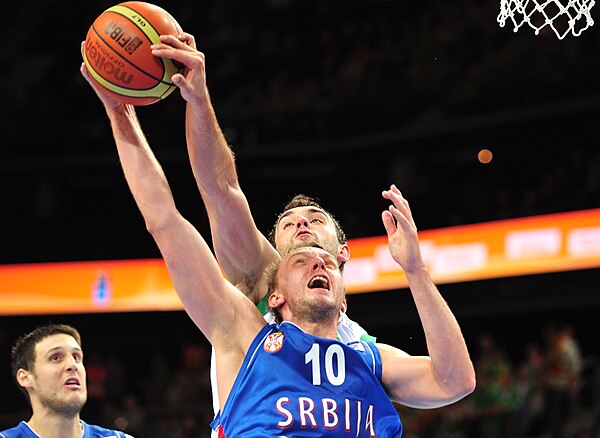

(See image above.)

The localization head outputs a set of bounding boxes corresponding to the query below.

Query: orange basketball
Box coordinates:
[83,2,184,106]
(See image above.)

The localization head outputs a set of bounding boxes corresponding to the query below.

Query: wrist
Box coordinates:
[107,103,136,118]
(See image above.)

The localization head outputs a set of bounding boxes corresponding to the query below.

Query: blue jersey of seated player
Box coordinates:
[0,421,128,438]
[211,322,403,437]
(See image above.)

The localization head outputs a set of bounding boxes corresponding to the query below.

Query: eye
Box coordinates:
[282,222,293,229]
[293,256,308,265]
[310,218,323,224]
[325,259,337,269]
[50,354,60,361]
[73,353,83,362]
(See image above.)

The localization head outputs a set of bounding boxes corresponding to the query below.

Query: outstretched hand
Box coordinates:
[80,42,128,111]
[381,185,425,274]
[150,33,208,103]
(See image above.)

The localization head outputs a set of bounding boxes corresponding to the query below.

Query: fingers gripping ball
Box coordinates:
[83,2,184,106]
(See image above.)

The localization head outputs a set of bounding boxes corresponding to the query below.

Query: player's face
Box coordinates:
[276,247,346,322]
[25,334,87,417]
[275,207,344,262]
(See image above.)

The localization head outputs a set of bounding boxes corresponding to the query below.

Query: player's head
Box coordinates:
[11,324,87,416]
[269,194,349,271]
[267,244,346,325]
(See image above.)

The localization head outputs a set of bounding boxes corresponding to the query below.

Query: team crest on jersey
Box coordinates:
[264,331,285,353]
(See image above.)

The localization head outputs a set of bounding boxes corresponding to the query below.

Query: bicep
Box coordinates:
[378,343,458,409]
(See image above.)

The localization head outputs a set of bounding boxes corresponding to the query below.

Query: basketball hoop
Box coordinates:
[498,0,595,39]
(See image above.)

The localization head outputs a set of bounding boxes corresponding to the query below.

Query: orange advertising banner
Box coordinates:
[1,209,599,315]
[343,208,600,293]
[0,259,179,315]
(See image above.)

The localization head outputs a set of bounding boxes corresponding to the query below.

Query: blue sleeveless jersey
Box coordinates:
[211,322,403,437]
[0,420,128,437]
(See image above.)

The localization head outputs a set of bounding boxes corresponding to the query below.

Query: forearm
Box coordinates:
[106,105,177,231]
[185,92,279,293]
[186,92,237,204]
[405,267,476,397]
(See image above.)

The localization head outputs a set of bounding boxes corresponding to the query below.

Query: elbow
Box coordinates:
[145,217,166,237]
[462,370,477,396]
[454,365,477,400]
[144,210,181,238]
[145,221,161,237]
[441,363,476,404]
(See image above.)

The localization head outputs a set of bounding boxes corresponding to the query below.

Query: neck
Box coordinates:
[286,317,338,340]
[27,412,82,438]
[279,298,341,339]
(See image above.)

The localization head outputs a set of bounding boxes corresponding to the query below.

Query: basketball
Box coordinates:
[83,2,184,106]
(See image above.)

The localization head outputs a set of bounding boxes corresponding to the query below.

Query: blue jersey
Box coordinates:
[211,322,403,437]
[0,420,128,438]
[209,309,377,438]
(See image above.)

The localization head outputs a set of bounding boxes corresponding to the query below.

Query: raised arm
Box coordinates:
[150,34,279,302]
[79,62,265,354]
[378,185,476,408]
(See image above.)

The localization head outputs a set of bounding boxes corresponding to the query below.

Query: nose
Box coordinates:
[296,217,309,228]
[66,356,79,371]
[312,257,326,270]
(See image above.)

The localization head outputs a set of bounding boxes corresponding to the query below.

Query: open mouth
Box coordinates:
[64,378,80,387]
[308,275,330,290]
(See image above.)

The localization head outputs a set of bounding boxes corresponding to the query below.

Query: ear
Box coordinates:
[16,368,33,389]
[268,292,285,311]
[341,298,348,314]
[337,243,350,264]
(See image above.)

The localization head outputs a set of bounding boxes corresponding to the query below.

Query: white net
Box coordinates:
[498,0,596,39]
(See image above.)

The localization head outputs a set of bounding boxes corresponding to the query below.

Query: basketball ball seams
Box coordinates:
[158,84,177,100]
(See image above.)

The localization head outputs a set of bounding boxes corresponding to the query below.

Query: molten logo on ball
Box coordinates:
[85,39,134,85]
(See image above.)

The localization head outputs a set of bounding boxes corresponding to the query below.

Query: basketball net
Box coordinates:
[498,0,595,39]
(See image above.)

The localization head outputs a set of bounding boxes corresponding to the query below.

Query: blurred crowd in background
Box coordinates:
[1,0,599,436]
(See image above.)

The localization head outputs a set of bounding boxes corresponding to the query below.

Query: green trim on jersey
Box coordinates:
[257,293,270,316]
[336,332,377,343]
[360,333,377,343]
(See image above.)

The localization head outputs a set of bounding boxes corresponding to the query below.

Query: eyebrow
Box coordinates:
[278,207,328,224]
[45,346,83,355]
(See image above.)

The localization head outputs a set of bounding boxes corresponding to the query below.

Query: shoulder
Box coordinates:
[82,421,131,438]
[0,422,32,438]
[0,427,15,438]
[0,421,37,438]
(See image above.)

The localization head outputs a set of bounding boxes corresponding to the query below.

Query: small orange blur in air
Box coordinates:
[478,148,493,164]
